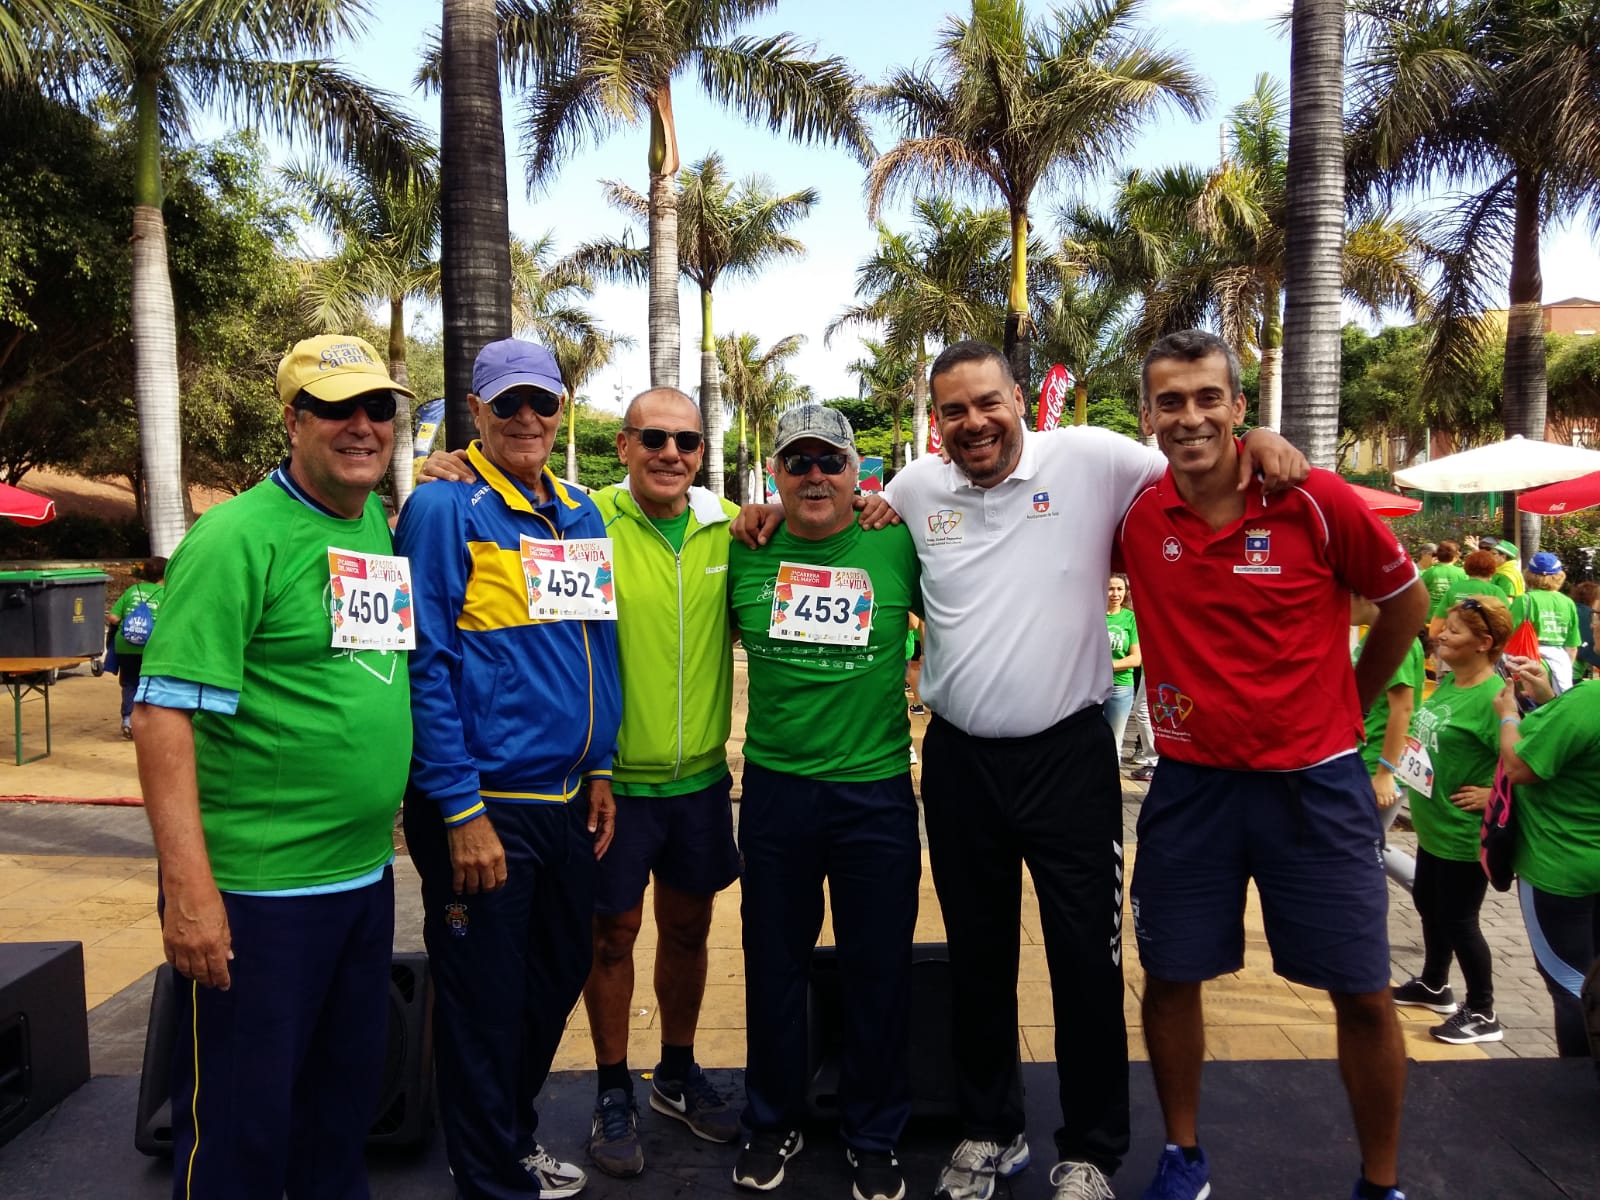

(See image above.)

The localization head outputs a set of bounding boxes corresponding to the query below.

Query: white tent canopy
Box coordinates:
[1392,435,1600,493]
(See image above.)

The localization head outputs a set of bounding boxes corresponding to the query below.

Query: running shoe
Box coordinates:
[650,1061,739,1142]
[585,1088,643,1178]
[1050,1160,1115,1199]
[1130,764,1157,783]
[932,1134,1031,1200]
[1349,1184,1406,1200]
[909,704,927,716]
[1140,1145,1210,1200]
[519,1145,588,1198]
[733,1128,804,1191]
[1391,977,1457,1014]
[1430,1008,1503,1044]
[847,1146,906,1200]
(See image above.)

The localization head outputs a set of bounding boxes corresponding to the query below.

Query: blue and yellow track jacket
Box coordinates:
[395,443,621,825]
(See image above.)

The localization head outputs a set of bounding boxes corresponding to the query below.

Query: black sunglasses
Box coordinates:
[294,390,397,423]
[488,388,563,419]
[625,426,704,454]
[780,452,850,476]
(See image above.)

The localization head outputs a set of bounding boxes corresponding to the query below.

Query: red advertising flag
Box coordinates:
[1036,363,1072,432]
[928,413,943,454]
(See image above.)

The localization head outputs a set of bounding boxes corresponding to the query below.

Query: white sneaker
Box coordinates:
[933,1134,1030,1200]
[520,1144,588,1198]
[1049,1160,1114,1200]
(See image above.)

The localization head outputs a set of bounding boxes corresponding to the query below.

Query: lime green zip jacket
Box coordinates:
[593,482,738,794]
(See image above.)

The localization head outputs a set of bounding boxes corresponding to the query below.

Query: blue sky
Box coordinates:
[258,0,1600,408]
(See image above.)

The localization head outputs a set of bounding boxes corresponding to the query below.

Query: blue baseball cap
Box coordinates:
[472,338,565,404]
[1528,551,1562,574]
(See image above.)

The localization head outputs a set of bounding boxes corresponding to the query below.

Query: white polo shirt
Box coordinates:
[885,427,1164,739]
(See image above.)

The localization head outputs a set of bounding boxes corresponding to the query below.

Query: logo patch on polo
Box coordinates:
[1151,683,1194,729]
[1027,490,1058,520]
[924,509,965,545]
[1162,536,1183,562]
[1234,527,1282,575]
[445,902,469,938]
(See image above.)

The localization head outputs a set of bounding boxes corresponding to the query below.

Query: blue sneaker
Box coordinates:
[1350,1185,1406,1200]
[1142,1145,1210,1200]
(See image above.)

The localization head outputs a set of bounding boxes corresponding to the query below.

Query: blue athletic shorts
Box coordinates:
[594,773,741,914]
[1130,753,1391,993]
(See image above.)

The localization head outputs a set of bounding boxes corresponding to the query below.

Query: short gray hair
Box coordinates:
[1141,330,1242,408]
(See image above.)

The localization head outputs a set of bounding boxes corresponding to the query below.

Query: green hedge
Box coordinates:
[0,514,149,561]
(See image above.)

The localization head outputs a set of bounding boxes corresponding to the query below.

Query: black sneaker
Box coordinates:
[733,1128,804,1191]
[650,1062,739,1143]
[1392,977,1457,1014]
[1431,1008,1503,1044]
[585,1087,644,1178]
[847,1147,905,1200]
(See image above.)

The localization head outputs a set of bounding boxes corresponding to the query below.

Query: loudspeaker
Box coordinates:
[0,941,91,1149]
[806,942,964,1119]
[134,952,435,1155]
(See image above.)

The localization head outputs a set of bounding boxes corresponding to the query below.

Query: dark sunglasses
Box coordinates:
[780,452,850,476]
[294,391,397,423]
[488,388,563,419]
[625,426,704,454]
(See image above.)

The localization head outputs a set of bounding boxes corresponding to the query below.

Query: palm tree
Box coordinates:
[25,0,425,554]
[1281,0,1347,468]
[718,330,805,502]
[848,340,916,469]
[1032,268,1140,424]
[0,1,109,84]
[827,198,1013,455]
[284,147,440,508]
[494,0,873,391]
[440,0,513,449]
[575,154,816,496]
[1347,0,1600,546]
[869,0,1207,395]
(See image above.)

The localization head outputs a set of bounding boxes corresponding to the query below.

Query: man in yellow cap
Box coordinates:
[134,334,417,1199]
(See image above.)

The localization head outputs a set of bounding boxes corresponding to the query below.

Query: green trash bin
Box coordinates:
[0,569,110,659]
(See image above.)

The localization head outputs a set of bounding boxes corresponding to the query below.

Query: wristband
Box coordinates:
[1378,757,1398,773]
[1500,717,1521,727]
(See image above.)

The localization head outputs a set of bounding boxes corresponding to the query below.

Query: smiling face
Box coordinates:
[284,393,394,519]
[772,436,856,540]
[470,386,563,490]
[617,388,703,518]
[929,357,1027,488]
[1107,576,1127,612]
[1141,351,1247,485]
[1436,609,1493,668]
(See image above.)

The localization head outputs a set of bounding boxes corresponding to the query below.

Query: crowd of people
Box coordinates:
[120,326,1599,1200]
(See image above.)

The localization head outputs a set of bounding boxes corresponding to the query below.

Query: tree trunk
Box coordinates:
[911,339,929,458]
[566,398,578,483]
[129,70,186,557]
[1257,283,1283,428]
[388,295,415,511]
[699,287,724,496]
[1503,167,1548,552]
[1004,205,1032,400]
[735,400,750,505]
[441,0,512,449]
[1280,0,1344,468]
[647,85,681,389]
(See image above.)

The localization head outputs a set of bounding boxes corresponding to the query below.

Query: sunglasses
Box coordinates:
[488,388,563,419]
[625,426,704,454]
[294,391,397,423]
[780,452,850,476]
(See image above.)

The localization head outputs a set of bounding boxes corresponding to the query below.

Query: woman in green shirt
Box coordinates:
[1392,595,1511,1045]
[1103,574,1140,759]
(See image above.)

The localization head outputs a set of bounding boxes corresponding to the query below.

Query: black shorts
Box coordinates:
[593,773,741,914]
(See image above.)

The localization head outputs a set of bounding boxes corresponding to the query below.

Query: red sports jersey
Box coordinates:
[1117,464,1417,771]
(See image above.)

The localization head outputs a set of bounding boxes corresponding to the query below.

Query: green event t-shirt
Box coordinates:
[1105,608,1139,687]
[729,519,920,781]
[1420,563,1466,610]
[646,507,692,553]
[1519,589,1582,650]
[1434,576,1501,620]
[1355,632,1424,774]
[140,480,412,892]
[111,581,164,657]
[1408,672,1505,862]
[1511,680,1600,896]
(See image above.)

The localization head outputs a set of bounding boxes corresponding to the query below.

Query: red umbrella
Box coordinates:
[0,481,56,526]
[1516,470,1600,516]
[1348,483,1423,517]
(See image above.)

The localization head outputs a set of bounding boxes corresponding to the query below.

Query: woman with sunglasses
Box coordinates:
[1392,595,1512,1044]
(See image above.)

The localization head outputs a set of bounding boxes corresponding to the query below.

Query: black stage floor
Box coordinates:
[2,1059,1597,1199]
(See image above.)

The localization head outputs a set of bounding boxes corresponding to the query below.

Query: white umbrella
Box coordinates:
[1392,435,1600,493]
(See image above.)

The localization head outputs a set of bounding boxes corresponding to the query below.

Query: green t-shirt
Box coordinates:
[1420,563,1466,611]
[1434,576,1501,620]
[1356,632,1424,774]
[140,480,412,891]
[1520,589,1582,650]
[1105,608,1139,687]
[646,507,692,553]
[111,581,165,657]
[1512,680,1600,896]
[729,519,920,781]
[1408,672,1505,861]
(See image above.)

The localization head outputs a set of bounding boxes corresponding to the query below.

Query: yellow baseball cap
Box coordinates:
[276,335,416,405]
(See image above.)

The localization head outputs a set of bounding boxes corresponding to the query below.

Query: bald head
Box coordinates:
[617,387,706,519]
[623,387,700,431]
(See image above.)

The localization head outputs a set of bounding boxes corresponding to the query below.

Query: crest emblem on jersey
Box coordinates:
[1244,528,1271,565]
[445,902,469,938]
[1032,491,1051,514]
[1151,683,1195,729]
[1162,536,1183,562]
[927,509,963,535]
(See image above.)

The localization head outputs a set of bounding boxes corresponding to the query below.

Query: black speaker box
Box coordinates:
[0,941,91,1149]
[134,952,435,1155]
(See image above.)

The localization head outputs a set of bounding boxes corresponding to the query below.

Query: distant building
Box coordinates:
[1483,296,1600,336]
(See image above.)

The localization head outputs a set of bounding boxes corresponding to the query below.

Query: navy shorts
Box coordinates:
[1130,753,1391,993]
[594,773,741,914]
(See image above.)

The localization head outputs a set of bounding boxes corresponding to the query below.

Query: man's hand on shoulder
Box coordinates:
[418,448,477,486]
[857,494,902,530]
[161,874,234,990]
[1237,428,1310,494]
[731,503,783,548]
[446,814,507,894]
